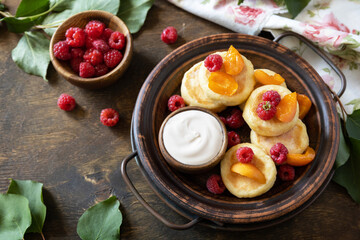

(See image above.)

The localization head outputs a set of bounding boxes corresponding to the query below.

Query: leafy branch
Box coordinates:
[2,0,153,81]
[77,196,123,240]
[332,96,360,203]
[0,179,123,240]
[273,0,310,18]
[0,179,45,240]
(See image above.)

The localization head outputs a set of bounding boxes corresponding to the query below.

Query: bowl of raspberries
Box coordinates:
[50,10,133,89]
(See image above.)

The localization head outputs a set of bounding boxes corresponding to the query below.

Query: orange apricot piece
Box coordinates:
[275,92,298,122]
[273,73,285,84]
[208,71,238,96]
[286,147,315,166]
[254,70,285,85]
[223,45,244,75]
[297,93,312,119]
[231,162,266,184]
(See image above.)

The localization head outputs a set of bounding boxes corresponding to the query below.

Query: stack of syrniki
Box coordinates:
[181,48,255,112]
[243,69,310,157]
[177,47,314,199]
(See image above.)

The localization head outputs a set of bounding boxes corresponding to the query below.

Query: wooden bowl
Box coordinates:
[130,34,340,226]
[49,10,133,89]
[158,106,228,174]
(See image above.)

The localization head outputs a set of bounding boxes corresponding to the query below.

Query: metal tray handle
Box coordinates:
[121,151,201,230]
[273,31,346,98]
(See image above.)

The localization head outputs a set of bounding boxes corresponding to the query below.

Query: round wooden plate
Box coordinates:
[131,34,339,225]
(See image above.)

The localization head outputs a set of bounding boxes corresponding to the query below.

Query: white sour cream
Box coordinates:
[162,110,224,165]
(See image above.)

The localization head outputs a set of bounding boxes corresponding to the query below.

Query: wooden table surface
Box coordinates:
[1,0,359,239]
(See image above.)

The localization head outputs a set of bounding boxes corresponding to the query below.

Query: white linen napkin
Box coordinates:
[168,0,360,112]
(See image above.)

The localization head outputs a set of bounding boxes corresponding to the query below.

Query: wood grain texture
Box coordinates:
[0,0,359,239]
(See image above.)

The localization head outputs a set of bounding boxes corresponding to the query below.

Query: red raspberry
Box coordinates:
[79,62,95,78]
[236,147,254,163]
[262,90,281,107]
[85,34,96,49]
[57,93,76,111]
[85,20,105,38]
[109,32,126,50]
[70,58,82,73]
[104,49,123,68]
[161,26,178,44]
[204,54,223,72]
[227,131,240,148]
[70,48,84,59]
[102,28,114,41]
[256,101,276,120]
[83,48,103,66]
[65,27,85,47]
[226,108,244,129]
[92,39,110,53]
[95,64,109,77]
[53,41,71,60]
[219,116,227,125]
[278,164,295,181]
[270,143,289,165]
[167,95,185,112]
[100,108,119,127]
[206,174,226,194]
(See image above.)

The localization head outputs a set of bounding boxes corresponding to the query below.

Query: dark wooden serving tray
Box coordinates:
[123,33,341,229]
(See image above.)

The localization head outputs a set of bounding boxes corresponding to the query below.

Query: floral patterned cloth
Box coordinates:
[168,0,360,112]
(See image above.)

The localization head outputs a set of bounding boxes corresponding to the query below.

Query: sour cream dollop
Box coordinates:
[162,110,224,165]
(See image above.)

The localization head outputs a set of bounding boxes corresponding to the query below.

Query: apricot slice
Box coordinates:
[231,162,266,184]
[275,92,297,122]
[286,147,315,166]
[297,93,312,119]
[208,71,238,96]
[223,45,244,75]
[254,70,285,85]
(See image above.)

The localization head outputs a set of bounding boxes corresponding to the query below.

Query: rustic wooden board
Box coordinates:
[0,0,359,239]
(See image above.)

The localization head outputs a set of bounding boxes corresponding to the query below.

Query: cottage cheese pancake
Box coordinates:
[243,85,299,137]
[250,119,309,155]
[198,52,255,106]
[221,143,277,198]
[181,62,226,112]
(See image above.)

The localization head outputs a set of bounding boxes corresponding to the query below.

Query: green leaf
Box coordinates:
[15,0,49,17]
[77,196,122,240]
[7,179,46,234]
[0,193,32,240]
[117,0,154,34]
[11,31,50,81]
[1,0,57,33]
[346,109,360,139]
[237,0,244,5]
[333,136,360,203]
[322,67,331,73]
[284,0,310,18]
[49,0,73,12]
[335,122,350,169]
[0,3,6,11]
[346,98,360,111]
[307,9,315,18]
[349,61,358,71]
[42,0,119,36]
[1,15,45,33]
[273,0,285,6]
